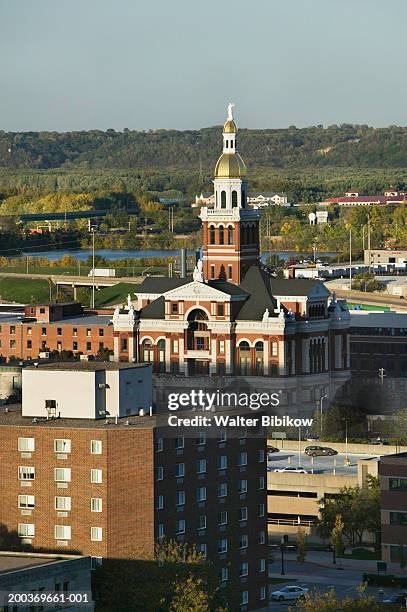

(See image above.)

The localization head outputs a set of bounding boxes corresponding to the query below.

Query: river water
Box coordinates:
[24,248,338,262]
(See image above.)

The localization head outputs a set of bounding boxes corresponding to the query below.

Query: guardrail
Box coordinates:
[268,518,315,527]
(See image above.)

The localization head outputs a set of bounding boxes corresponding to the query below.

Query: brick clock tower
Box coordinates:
[200,103,260,285]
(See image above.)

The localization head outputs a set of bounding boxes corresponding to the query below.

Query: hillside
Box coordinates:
[1,124,407,172]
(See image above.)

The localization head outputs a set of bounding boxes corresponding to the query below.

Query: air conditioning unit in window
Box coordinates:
[39,352,50,359]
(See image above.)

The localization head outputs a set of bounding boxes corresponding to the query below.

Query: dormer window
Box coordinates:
[171,303,178,314]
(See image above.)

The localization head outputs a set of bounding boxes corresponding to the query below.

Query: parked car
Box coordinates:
[267,446,279,454]
[304,445,337,457]
[369,437,389,445]
[305,433,320,442]
[274,466,308,474]
[270,585,309,601]
[382,593,407,605]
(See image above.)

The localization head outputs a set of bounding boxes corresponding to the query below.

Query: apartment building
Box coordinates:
[0,302,114,361]
[0,363,268,611]
[379,452,407,564]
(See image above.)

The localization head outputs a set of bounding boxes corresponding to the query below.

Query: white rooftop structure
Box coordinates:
[22,362,152,420]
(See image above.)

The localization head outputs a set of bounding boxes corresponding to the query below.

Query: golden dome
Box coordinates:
[223,119,237,133]
[214,152,247,178]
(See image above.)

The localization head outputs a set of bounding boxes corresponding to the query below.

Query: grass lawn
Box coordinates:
[0,277,51,303]
[95,282,140,307]
[339,548,381,560]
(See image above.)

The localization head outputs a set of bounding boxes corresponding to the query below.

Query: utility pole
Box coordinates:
[91,227,95,309]
[298,426,301,466]
[168,207,174,233]
[349,228,352,290]
[362,225,365,251]
[367,216,371,272]
[318,394,328,438]
[378,368,386,384]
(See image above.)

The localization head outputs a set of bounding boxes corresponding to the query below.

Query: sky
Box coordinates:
[1,0,406,132]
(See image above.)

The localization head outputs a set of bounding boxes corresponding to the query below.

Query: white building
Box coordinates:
[22,362,152,420]
[247,192,289,207]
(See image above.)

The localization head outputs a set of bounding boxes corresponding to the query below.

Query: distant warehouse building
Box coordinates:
[325,190,407,207]
[364,249,407,269]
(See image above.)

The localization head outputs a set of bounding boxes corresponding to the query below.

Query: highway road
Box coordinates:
[0,271,143,287]
[334,288,407,310]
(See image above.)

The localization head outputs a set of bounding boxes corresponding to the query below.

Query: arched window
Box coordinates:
[255,341,264,375]
[187,309,209,351]
[239,341,251,375]
[209,225,216,244]
[225,140,229,148]
[221,191,226,208]
[219,225,224,245]
[142,339,154,363]
[232,190,238,207]
[157,339,165,373]
[227,225,233,245]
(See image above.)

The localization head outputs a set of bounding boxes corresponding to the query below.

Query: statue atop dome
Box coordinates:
[227,102,235,121]
[193,259,204,283]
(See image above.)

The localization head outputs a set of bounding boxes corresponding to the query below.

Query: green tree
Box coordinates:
[331,513,344,561]
[169,576,211,612]
[296,587,386,612]
[93,539,227,612]
[318,477,380,546]
[297,528,307,563]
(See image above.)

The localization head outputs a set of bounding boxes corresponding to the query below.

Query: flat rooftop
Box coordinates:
[0,404,155,429]
[350,311,407,328]
[0,553,81,575]
[0,313,114,326]
[267,450,379,476]
[25,361,150,372]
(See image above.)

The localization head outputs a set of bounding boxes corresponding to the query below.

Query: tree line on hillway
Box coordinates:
[2,124,407,171]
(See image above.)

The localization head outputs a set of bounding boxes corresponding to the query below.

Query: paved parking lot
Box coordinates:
[267,552,407,609]
[267,449,379,475]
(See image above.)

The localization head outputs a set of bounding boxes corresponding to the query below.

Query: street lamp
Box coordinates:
[318,394,328,438]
